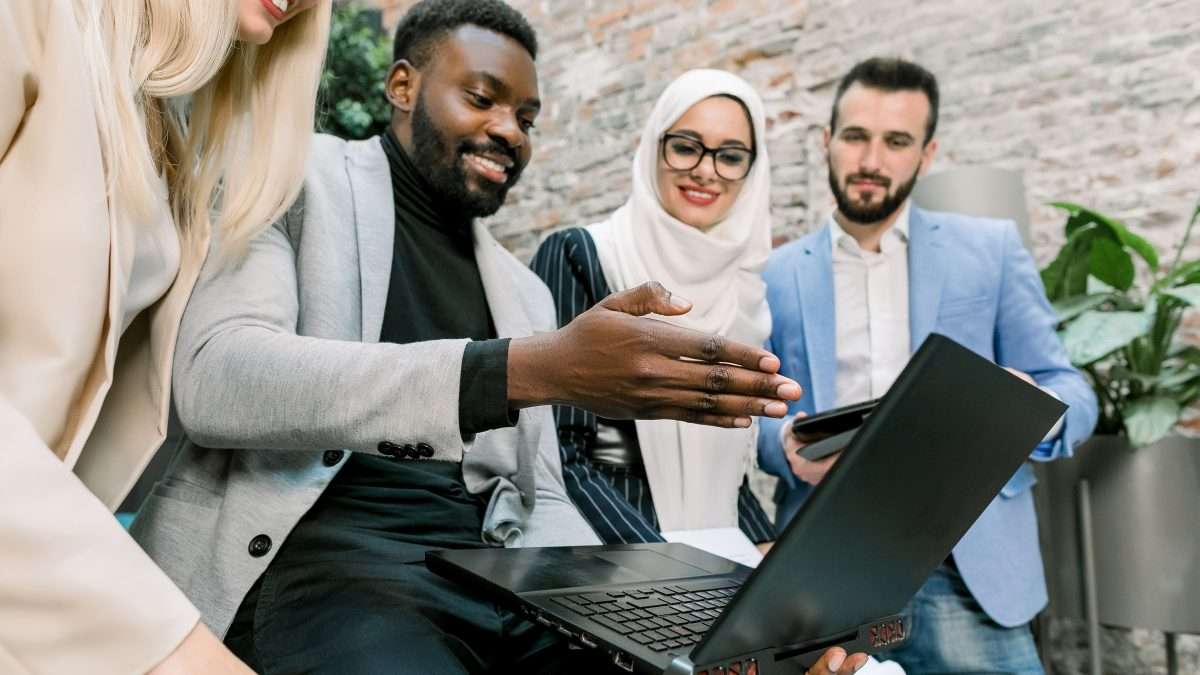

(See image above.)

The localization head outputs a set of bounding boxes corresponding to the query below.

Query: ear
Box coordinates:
[386,60,420,113]
[821,126,832,159]
[918,137,938,177]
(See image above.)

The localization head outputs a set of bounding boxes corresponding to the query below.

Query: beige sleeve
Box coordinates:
[0,396,201,674]
[1,3,200,673]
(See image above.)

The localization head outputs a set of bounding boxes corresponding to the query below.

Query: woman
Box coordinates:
[531,69,777,548]
[0,0,327,672]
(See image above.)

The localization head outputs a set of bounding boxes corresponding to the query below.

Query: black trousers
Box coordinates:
[224,457,614,674]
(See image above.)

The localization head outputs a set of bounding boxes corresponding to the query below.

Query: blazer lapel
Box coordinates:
[473,222,533,339]
[798,227,837,412]
[347,138,396,343]
[907,205,945,350]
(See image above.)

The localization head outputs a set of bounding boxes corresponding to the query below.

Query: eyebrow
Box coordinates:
[469,70,541,112]
[671,128,751,149]
[840,126,917,142]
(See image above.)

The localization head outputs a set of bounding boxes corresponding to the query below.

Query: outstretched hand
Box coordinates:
[806,647,870,674]
[508,282,801,428]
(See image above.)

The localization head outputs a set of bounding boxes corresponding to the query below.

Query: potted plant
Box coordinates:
[1038,200,1200,644]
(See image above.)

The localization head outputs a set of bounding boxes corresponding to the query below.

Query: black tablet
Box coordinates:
[791,399,878,437]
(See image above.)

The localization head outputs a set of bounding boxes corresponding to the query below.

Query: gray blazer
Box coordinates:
[131,134,600,636]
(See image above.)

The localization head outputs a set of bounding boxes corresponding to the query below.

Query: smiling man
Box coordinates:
[128,1,823,673]
[757,57,1097,674]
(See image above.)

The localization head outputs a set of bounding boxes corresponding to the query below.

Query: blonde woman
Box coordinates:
[0,0,327,672]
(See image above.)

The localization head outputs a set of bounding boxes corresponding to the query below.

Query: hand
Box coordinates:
[508,282,802,428]
[782,413,842,485]
[805,647,869,674]
[1003,367,1036,386]
[755,541,774,555]
[147,623,253,674]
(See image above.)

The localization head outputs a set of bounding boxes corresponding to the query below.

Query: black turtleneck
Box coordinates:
[379,128,514,435]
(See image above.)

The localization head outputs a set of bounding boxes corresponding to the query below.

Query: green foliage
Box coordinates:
[316,6,392,140]
[1042,201,1200,446]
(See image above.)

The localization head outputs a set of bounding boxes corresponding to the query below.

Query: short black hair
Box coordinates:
[830,57,940,144]
[392,0,538,68]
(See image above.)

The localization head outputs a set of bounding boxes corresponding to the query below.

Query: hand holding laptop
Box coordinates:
[808,648,871,674]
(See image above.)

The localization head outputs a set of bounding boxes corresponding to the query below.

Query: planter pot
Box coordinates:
[1038,433,1200,633]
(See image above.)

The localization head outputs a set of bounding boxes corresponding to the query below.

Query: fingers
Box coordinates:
[645,319,781,372]
[661,360,801,403]
[650,408,750,428]
[599,281,692,317]
[806,648,869,674]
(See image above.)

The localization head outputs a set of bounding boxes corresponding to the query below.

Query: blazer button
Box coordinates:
[402,444,417,459]
[378,441,401,457]
[417,443,434,458]
[248,534,272,558]
[322,450,345,466]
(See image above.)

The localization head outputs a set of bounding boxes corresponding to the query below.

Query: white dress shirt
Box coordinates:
[829,204,912,407]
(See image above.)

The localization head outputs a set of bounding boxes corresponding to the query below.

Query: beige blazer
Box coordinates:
[1,1,201,672]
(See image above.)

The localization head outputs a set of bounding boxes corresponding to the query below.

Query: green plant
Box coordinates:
[1041,200,1200,446]
[316,6,392,140]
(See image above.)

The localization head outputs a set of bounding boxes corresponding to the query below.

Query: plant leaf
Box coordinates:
[1049,202,1160,270]
[1060,310,1150,365]
[1123,395,1181,447]
[1052,294,1114,323]
[1088,236,1136,290]
[1162,283,1200,307]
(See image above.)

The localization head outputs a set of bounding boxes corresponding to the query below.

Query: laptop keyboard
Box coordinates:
[548,580,739,653]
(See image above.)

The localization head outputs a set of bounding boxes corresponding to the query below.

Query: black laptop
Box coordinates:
[427,334,1067,674]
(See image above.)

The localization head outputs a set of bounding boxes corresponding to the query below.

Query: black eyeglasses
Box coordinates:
[660,133,756,181]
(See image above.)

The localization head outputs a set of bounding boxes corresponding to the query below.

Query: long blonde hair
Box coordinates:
[74,0,330,251]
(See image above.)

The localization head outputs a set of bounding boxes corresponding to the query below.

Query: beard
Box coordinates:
[410,95,523,220]
[827,159,921,225]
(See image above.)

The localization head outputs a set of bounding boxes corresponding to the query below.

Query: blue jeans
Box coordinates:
[876,563,1044,675]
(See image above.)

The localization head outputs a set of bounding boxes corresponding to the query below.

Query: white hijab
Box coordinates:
[586,70,773,532]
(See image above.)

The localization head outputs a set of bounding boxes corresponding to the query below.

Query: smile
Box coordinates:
[679,186,719,207]
[261,0,289,20]
[464,152,511,185]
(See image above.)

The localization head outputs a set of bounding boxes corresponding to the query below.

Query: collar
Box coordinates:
[828,200,911,257]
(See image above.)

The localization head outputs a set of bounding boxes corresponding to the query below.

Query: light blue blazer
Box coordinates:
[757,205,1098,627]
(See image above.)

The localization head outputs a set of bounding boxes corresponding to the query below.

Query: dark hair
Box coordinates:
[829,57,939,144]
[392,0,538,67]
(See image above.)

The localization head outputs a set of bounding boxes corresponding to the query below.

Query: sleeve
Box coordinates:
[736,475,776,542]
[459,338,516,435]
[530,229,665,544]
[0,5,199,673]
[0,0,39,159]
[1,396,200,674]
[993,221,1099,461]
[172,201,473,461]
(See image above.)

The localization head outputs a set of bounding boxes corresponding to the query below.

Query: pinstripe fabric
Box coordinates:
[531,228,775,544]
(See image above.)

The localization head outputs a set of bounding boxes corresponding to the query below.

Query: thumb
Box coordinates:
[599,281,692,317]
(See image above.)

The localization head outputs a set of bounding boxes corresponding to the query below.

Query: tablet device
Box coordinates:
[791,399,878,438]
[797,428,858,461]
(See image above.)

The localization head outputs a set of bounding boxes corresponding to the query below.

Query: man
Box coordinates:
[132,2,866,673]
[757,57,1098,674]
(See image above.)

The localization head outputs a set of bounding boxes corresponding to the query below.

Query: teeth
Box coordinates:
[469,154,507,173]
[272,0,289,12]
[685,189,714,200]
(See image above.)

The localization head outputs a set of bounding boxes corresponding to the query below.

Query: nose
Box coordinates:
[690,152,718,182]
[858,138,883,174]
[486,111,524,152]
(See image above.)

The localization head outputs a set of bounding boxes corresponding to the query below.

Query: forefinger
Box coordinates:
[653,322,781,373]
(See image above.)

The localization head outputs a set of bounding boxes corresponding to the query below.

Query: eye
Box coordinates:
[519,117,536,132]
[842,130,866,141]
[669,140,701,156]
[716,148,750,166]
[887,136,912,149]
[466,91,493,109]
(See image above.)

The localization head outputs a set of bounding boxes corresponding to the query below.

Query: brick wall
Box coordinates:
[348,1,1200,672]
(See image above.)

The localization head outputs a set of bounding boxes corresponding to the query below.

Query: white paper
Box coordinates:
[661,527,764,568]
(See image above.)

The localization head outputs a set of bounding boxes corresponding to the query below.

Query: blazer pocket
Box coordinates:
[150,477,221,508]
[1000,462,1038,499]
[937,293,989,319]
[128,490,219,591]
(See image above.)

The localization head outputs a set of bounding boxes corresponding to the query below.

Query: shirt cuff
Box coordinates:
[460,338,518,437]
[1029,385,1065,460]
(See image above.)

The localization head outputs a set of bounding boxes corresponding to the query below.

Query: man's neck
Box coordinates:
[832,201,908,253]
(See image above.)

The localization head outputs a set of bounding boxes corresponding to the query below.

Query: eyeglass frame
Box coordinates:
[658,132,757,181]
